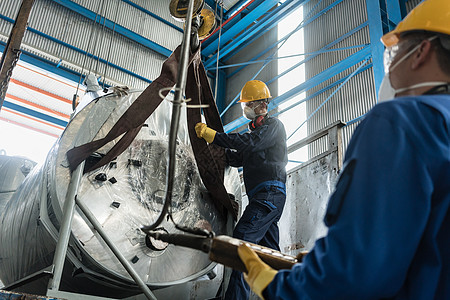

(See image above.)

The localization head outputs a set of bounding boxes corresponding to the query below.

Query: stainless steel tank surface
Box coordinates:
[0,154,36,215]
[0,90,241,295]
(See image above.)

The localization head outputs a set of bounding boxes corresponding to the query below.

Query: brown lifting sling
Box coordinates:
[66,45,238,220]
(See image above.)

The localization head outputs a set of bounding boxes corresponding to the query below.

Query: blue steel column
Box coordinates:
[386,0,403,30]
[365,0,386,97]
[215,70,227,114]
[366,0,403,97]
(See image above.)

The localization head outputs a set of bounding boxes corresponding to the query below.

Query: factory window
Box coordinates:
[277,5,307,169]
[0,61,66,164]
[0,119,57,164]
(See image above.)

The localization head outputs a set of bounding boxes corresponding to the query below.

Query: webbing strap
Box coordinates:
[186,50,237,219]
[66,46,183,172]
[65,45,237,218]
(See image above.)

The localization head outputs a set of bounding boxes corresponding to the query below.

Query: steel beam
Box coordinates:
[224,0,251,19]
[223,0,348,77]
[0,41,78,83]
[2,100,68,127]
[366,0,385,98]
[0,0,35,111]
[214,69,227,113]
[51,0,172,57]
[224,46,371,132]
[6,92,70,118]
[201,0,263,48]
[201,0,279,57]
[221,0,330,64]
[272,64,373,118]
[271,46,371,108]
[386,0,402,30]
[121,0,183,32]
[220,23,368,119]
[286,58,370,140]
[0,14,153,84]
[204,0,306,69]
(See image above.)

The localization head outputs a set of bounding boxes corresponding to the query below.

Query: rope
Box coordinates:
[214,1,224,102]
[74,0,103,101]
[94,0,108,77]
[89,0,106,76]
[102,0,121,89]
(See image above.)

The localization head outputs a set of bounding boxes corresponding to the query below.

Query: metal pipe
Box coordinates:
[47,161,85,291]
[142,0,195,233]
[75,197,157,300]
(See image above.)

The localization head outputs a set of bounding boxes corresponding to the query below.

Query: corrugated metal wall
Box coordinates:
[303,0,375,158]
[0,0,183,89]
[406,0,421,11]
[302,0,421,159]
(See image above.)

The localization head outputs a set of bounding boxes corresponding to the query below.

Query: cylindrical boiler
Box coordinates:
[0,90,241,298]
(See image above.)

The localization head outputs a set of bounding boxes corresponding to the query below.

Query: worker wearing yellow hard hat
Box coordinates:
[380,0,450,47]
[239,80,272,102]
[195,79,288,300]
[235,0,450,299]
[378,0,450,101]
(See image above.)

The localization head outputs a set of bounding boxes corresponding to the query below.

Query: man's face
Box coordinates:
[384,38,417,73]
[384,37,423,90]
[241,100,268,119]
[246,101,267,114]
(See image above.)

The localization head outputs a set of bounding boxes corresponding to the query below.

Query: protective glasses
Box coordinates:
[383,36,438,72]
[240,100,263,109]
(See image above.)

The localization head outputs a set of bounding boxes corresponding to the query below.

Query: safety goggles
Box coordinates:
[383,36,438,72]
[240,100,264,109]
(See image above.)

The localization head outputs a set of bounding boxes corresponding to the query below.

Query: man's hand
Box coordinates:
[195,122,216,143]
[238,243,277,299]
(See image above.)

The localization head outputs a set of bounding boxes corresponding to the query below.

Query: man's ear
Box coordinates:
[411,40,433,70]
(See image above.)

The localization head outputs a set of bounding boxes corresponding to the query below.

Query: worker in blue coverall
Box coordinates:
[195,80,288,300]
[231,0,450,299]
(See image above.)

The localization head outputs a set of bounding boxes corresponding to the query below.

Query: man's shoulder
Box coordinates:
[266,116,284,126]
[372,95,450,123]
[364,95,450,154]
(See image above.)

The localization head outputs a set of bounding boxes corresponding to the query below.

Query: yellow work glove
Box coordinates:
[195,122,216,143]
[238,243,277,299]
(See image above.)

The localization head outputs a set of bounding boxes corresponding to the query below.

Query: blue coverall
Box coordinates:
[264,94,450,299]
[212,116,288,300]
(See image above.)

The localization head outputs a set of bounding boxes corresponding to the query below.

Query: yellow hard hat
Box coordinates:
[239,80,272,103]
[381,0,450,47]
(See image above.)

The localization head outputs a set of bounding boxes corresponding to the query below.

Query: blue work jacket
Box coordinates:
[213,117,288,197]
[265,95,450,299]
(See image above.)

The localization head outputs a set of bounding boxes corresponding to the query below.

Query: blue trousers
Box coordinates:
[224,187,286,300]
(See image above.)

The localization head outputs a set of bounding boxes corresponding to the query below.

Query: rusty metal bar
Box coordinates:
[0,0,35,110]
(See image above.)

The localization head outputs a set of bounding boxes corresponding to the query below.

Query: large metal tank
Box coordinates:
[0,90,241,298]
[0,153,37,289]
[0,153,36,215]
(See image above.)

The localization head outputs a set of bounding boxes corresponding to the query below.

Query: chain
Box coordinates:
[0,48,22,100]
